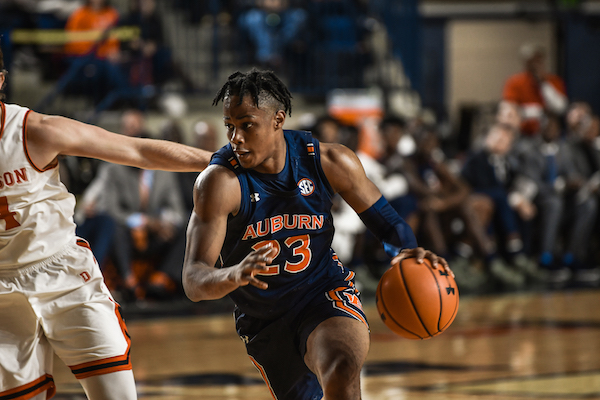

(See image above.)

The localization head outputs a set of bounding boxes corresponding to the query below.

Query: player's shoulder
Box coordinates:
[319,142,359,166]
[197,164,237,189]
[193,164,241,214]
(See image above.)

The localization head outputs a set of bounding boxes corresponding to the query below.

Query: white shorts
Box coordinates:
[0,238,131,400]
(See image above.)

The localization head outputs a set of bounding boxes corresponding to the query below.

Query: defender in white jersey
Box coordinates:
[0,47,211,400]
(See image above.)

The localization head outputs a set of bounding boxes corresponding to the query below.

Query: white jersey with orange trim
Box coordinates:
[0,102,76,271]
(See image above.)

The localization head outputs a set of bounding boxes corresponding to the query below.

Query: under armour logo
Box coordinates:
[446,286,455,295]
[250,193,260,202]
[240,335,250,344]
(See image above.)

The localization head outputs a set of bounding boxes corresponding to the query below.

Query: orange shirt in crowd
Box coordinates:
[64,6,120,59]
[502,72,567,135]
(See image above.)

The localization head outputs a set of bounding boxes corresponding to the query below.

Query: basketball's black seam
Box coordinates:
[425,261,444,334]
[440,275,459,331]
[400,261,432,338]
[377,275,423,339]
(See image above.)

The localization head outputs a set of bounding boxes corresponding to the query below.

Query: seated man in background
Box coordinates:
[564,103,600,283]
[516,113,597,284]
[402,127,493,290]
[461,122,539,289]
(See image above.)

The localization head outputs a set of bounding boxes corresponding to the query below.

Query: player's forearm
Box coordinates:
[182,263,240,302]
[358,195,418,257]
[135,139,211,172]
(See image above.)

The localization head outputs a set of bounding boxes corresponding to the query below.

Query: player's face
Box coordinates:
[223,94,286,173]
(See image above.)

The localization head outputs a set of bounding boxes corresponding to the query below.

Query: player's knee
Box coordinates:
[320,350,362,386]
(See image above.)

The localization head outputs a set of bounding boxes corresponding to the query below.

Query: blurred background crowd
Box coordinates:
[2,0,600,306]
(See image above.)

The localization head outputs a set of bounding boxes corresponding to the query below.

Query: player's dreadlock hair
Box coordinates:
[212,68,292,116]
[0,44,7,100]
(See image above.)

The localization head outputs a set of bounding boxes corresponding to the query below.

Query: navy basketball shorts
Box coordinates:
[235,269,369,400]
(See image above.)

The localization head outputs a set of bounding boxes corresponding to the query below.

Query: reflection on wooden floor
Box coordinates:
[52,288,600,399]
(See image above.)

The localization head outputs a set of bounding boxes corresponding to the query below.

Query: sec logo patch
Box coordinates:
[297,178,315,196]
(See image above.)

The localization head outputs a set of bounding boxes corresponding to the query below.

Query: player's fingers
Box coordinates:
[248,276,268,290]
[251,245,274,264]
[437,257,454,278]
[414,247,427,263]
[390,252,407,266]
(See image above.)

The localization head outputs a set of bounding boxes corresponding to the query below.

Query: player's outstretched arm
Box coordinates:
[319,142,449,272]
[25,111,212,172]
[182,165,273,302]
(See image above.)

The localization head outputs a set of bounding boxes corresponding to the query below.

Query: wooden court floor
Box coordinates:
[51,288,600,400]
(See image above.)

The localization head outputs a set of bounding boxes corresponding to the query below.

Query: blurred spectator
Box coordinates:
[566,101,593,137]
[305,0,371,89]
[35,0,82,29]
[310,115,363,266]
[63,0,129,102]
[193,120,219,152]
[85,110,186,301]
[120,0,194,90]
[461,123,539,288]
[402,128,493,271]
[105,164,186,301]
[377,115,417,223]
[496,100,522,131]
[74,161,115,269]
[237,0,308,70]
[311,114,358,151]
[350,115,418,283]
[174,119,219,214]
[565,106,600,282]
[173,0,236,25]
[515,114,597,284]
[64,0,120,60]
[119,0,164,86]
[502,43,568,136]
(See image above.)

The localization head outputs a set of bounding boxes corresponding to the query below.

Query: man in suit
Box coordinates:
[461,122,537,288]
[516,114,597,283]
[88,110,187,300]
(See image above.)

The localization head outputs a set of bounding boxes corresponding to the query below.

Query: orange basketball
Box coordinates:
[376,257,459,339]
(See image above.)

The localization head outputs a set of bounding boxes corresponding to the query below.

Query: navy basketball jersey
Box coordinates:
[210,130,347,319]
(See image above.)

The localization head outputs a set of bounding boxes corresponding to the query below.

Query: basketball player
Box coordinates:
[0,47,211,400]
[183,69,450,400]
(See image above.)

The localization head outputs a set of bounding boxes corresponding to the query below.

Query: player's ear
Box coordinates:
[274,110,285,129]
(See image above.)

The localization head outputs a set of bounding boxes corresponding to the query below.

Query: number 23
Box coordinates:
[251,234,312,276]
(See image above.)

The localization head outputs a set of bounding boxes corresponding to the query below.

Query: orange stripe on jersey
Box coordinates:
[228,157,239,168]
[69,302,132,379]
[0,102,6,141]
[327,287,368,327]
[0,374,56,400]
[22,110,59,173]
[249,356,278,400]
[76,238,92,252]
[76,238,98,266]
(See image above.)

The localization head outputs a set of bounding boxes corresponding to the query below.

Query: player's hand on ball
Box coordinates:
[231,244,275,290]
[391,247,453,278]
